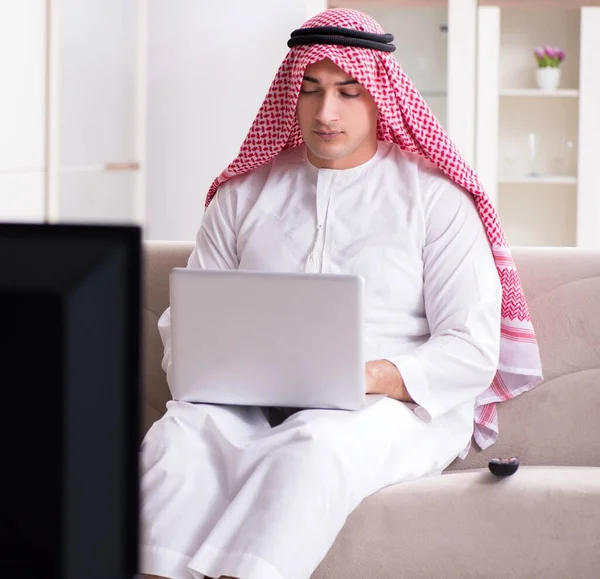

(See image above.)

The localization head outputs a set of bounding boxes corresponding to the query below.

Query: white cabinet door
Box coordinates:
[0,1,46,172]
[0,1,47,221]
[54,0,140,224]
[0,175,45,222]
[58,172,136,224]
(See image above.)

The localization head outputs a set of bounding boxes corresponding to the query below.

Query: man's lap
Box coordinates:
[140,395,466,481]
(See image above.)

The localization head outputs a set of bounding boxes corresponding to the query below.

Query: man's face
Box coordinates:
[296,59,378,170]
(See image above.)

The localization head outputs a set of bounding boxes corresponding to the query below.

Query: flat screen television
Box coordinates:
[0,223,141,579]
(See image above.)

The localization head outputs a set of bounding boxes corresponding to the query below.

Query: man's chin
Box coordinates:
[306,142,348,162]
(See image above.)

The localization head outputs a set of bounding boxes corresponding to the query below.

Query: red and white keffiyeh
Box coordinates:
[204,9,543,452]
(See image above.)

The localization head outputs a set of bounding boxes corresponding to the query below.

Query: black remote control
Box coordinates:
[488,457,519,476]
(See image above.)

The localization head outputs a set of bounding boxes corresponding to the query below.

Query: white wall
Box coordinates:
[306,0,329,19]
[145,0,322,240]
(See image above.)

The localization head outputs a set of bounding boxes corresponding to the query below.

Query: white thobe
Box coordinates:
[140,142,502,579]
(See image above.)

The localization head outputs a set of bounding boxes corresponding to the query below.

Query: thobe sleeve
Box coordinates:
[158,187,239,386]
[386,175,502,422]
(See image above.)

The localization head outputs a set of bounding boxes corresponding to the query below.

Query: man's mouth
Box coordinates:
[315,131,342,141]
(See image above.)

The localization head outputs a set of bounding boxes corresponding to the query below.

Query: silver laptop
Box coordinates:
[169,268,366,410]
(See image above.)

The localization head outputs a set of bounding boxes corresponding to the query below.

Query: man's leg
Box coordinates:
[186,396,474,579]
[139,400,270,579]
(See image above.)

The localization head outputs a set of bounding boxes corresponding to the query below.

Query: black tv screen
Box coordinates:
[0,223,141,579]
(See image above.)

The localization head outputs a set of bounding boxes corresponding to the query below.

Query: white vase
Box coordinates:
[536,67,561,90]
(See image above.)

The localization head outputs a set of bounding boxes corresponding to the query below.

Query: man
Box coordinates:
[141,8,543,579]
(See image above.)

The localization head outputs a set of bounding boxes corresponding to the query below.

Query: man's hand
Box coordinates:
[365,359,414,403]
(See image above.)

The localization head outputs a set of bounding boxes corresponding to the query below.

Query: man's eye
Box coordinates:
[300,89,318,94]
[341,92,360,98]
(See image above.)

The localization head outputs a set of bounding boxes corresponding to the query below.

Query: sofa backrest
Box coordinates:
[142,242,600,469]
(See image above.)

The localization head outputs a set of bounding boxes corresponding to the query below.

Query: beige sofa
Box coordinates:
[142,242,600,579]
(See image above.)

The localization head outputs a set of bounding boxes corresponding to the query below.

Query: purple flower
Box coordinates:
[533,45,566,67]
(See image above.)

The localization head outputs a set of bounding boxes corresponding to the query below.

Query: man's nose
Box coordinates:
[314,92,340,125]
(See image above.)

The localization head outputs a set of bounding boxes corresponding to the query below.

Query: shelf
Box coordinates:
[499,175,578,185]
[480,1,600,6]
[500,89,579,97]
[331,1,448,7]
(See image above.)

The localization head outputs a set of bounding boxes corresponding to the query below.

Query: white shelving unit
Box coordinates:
[499,88,579,97]
[476,4,600,248]
[0,0,146,226]
[335,1,600,249]
[499,176,578,185]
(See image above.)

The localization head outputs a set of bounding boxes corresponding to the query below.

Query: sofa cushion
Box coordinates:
[312,466,600,579]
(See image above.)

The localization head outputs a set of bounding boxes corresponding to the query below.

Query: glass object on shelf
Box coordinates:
[552,139,576,177]
[501,133,576,181]
[501,137,520,178]
[526,132,542,177]
[501,132,556,180]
